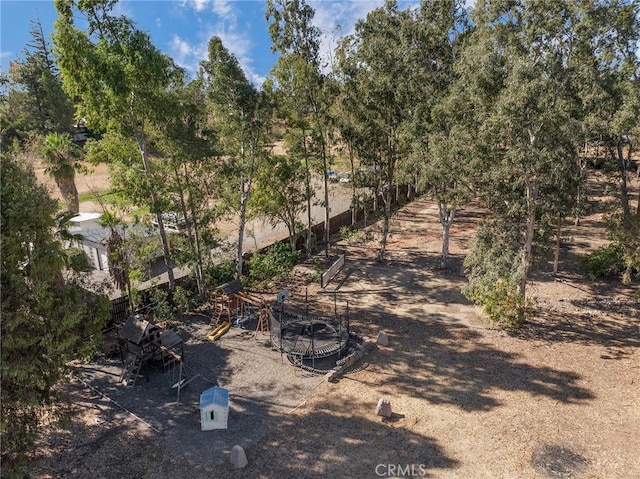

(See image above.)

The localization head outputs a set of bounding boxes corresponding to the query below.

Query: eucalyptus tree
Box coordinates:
[53,0,184,291]
[576,0,639,283]
[576,0,640,219]
[201,36,270,278]
[459,0,585,305]
[334,0,414,260]
[403,0,470,269]
[149,77,219,293]
[252,154,308,252]
[266,0,332,256]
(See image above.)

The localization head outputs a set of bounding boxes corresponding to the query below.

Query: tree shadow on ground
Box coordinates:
[517,304,640,348]
[344,309,594,412]
[242,398,458,479]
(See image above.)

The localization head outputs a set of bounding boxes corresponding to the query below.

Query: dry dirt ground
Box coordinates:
[30,173,639,479]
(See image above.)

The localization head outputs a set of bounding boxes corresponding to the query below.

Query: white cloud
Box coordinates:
[308,0,391,70]
[182,0,210,13]
[212,0,235,18]
[169,34,207,73]
[112,0,134,19]
[173,0,260,85]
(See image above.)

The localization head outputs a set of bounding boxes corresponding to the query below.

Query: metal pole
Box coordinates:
[176,360,183,405]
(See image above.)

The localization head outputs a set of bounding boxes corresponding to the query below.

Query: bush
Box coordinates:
[65,247,92,272]
[577,243,624,280]
[340,225,364,242]
[248,242,299,283]
[204,261,236,289]
[306,262,323,284]
[481,279,533,330]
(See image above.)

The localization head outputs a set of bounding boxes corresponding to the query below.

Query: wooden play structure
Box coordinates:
[208,281,271,340]
[117,314,199,403]
[118,315,184,386]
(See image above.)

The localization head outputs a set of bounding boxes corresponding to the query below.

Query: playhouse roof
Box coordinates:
[199,386,229,410]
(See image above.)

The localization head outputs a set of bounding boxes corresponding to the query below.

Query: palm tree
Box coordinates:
[41,132,81,213]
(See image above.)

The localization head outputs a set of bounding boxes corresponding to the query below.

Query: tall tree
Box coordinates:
[459,0,584,302]
[252,154,308,252]
[335,0,413,260]
[0,18,74,144]
[577,0,640,219]
[201,36,269,278]
[1,152,110,475]
[266,0,332,256]
[403,0,470,268]
[53,0,183,291]
[149,77,219,293]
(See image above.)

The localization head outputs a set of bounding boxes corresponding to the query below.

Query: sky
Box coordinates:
[0,0,445,87]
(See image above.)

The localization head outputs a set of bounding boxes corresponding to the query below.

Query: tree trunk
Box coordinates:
[172,163,203,294]
[237,140,256,278]
[321,136,330,258]
[378,188,392,261]
[553,215,562,275]
[135,133,175,291]
[182,163,204,294]
[349,144,357,226]
[609,140,631,218]
[57,177,79,213]
[303,133,313,256]
[519,181,539,298]
[438,201,455,269]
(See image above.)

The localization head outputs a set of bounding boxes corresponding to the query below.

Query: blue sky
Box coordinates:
[0,0,444,86]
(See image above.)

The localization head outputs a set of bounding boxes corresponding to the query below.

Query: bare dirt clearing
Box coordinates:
[31,174,639,479]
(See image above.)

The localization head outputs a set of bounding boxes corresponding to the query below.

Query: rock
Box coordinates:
[377,330,389,346]
[376,397,392,418]
[230,445,248,468]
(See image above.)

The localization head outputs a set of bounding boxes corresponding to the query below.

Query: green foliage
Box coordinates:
[578,243,625,281]
[145,287,176,323]
[172,285,192,314]
[0,19,74,146]
[204,261,237,289]
[339,225,364,243]
[305,260,323,284]
[463,221,531,329]
[606,212,640,284]
[1,153,110,474]
[481,279,533,330]
[65,247,92,272]
[251,154,307,251]
[248,242,299,284]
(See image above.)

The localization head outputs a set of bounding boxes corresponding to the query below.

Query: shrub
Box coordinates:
[481,279,533,330]
[248,242,299,283]
[204,261,236,289]
[306,262,323,284]
[65,247,92,272]
[340,225,364,242]
[577,243,624,280]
